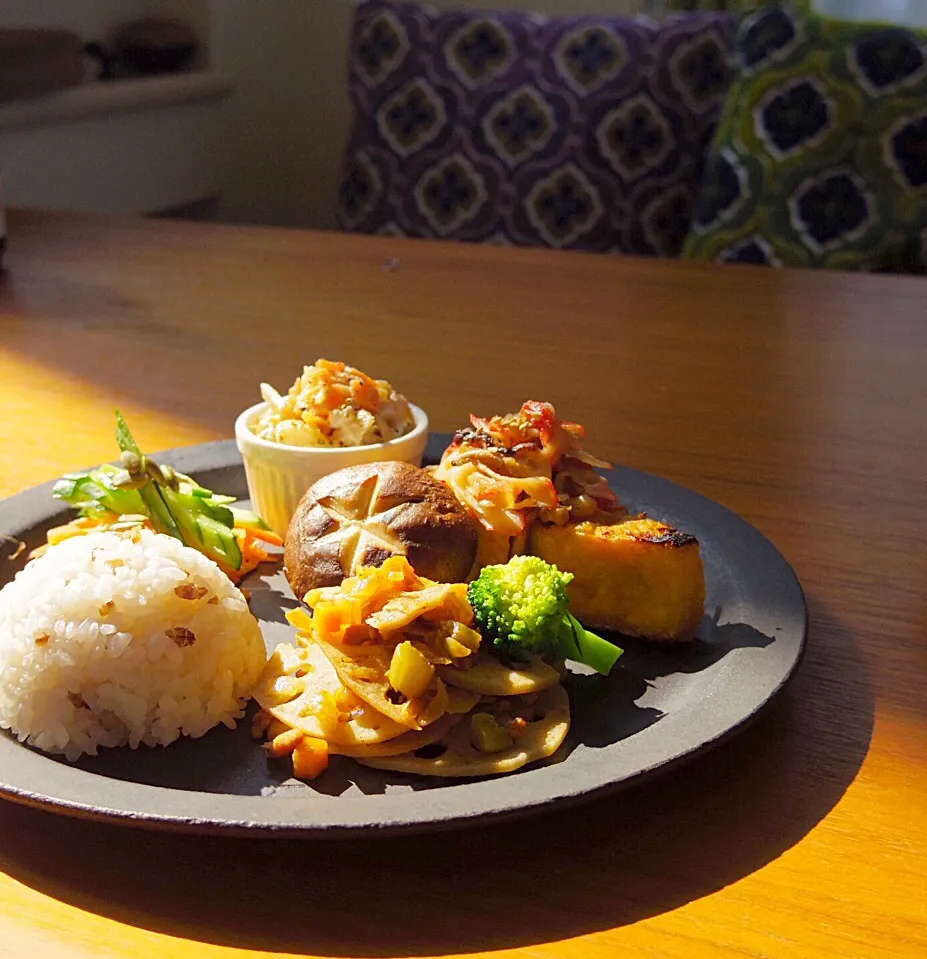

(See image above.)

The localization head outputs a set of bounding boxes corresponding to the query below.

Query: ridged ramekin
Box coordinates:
[234,402,429,536]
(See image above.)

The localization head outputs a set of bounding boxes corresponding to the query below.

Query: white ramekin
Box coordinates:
[234,402,430,536]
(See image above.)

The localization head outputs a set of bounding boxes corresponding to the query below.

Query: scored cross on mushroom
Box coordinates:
[283,461,480,601]
[315,471,410,571]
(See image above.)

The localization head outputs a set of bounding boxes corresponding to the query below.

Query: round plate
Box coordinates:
[0,436,806,837]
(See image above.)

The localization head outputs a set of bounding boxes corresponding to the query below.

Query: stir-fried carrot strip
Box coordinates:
[34,514,281,586]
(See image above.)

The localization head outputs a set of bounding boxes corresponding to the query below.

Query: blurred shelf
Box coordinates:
[0,70,234,132]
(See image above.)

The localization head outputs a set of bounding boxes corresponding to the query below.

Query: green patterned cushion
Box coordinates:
[667,1,808,12]
[684,3,927,272]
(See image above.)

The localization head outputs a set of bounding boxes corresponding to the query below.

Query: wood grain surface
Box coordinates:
[0,209,925,959]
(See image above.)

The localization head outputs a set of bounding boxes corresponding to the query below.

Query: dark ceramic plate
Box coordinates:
[0,436,806,837]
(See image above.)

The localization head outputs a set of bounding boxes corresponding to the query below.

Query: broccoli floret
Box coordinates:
[467,555,622,675]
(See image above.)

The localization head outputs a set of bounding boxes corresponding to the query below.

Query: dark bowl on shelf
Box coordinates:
[114,17,197,76]
[118,42,195,75]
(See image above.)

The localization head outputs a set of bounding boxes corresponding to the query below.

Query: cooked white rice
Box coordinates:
[0,528,267,760]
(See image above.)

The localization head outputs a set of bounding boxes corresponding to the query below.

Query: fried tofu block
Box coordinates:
[529,517,706,641]
[467,525,530,580]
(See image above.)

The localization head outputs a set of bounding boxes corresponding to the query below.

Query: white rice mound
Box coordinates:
[0,528,268,760]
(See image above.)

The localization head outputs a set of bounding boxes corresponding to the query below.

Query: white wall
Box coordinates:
[815,0,927,24]
[3,99,223,215]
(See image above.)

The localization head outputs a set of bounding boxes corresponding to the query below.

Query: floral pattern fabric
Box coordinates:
[684,2,927,272]
[338,0,735,255]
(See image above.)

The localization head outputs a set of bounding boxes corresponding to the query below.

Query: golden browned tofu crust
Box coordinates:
[529,517,706,641]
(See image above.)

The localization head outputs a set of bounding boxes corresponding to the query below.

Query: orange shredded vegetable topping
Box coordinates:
[32,515,282,585]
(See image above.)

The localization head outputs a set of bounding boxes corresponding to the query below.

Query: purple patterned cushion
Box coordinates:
[338,0,735,255]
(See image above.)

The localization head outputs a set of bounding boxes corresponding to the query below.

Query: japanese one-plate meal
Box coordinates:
[0,359,798,816]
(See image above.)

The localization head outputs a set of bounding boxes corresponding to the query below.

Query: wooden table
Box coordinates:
[0,209,925,959]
